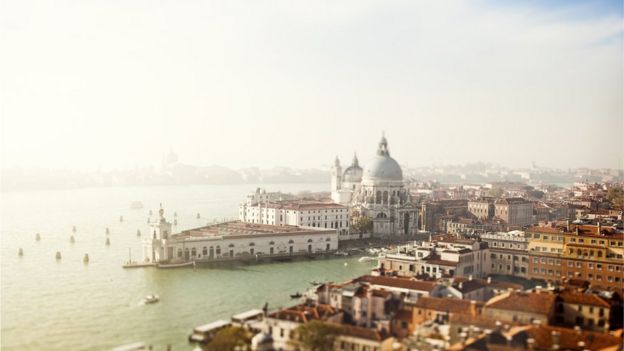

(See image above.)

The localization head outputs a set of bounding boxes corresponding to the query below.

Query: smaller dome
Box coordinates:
[343,165,363,183]
[343,153,362,183]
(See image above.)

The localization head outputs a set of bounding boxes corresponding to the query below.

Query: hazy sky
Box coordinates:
[1,0,622,171]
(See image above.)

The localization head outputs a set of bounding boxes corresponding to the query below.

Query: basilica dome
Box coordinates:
[343,154,363,183]
[362,136,403,182]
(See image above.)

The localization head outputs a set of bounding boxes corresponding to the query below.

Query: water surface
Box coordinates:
[1,184,374,350]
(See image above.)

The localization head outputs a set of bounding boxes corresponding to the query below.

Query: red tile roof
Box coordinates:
[485,291,556,315]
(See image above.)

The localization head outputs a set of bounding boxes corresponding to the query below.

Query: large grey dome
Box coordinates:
[362,135,403,182]
[363,155,403,181]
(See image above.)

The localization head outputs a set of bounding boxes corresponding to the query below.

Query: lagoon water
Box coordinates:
[1,184,375,350]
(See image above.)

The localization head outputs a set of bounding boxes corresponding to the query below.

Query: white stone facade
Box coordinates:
[331,135,419,237]
[143,213,338,263]
[239,196,351,239]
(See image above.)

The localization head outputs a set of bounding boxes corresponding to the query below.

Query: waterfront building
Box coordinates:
[331,135,419,236]
[525,223,624,293]
[378,236,489,279]
[143,209,338,263]
[494,197,534,228]
[480,230,529,278]
[239,196,352,239]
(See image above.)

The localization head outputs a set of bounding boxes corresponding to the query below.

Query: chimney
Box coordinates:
[566,220,570,231]
[551,330,560,350]
[597,222,601,235]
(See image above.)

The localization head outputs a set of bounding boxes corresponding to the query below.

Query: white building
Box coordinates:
[143,208,338,263]
[378,236,490,279]
[239,198,351,239]
[331,135,419,237]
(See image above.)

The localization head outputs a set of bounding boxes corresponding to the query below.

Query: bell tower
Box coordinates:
[331,156,342,192]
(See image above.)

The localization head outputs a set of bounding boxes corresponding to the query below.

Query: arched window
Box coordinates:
[191,248,196,257]
[288,240,294,244]
[249,242,255,246]
[269,241,275,245]
[382,191,388,203]
[307,239,313,243]
[216,246,221,255]
[202,247,207,255]
[376,190,382,204]
[229,244,235,248]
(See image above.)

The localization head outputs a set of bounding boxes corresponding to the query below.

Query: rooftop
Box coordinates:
[414,297,482,315]
[174,220,333,239]
[485,291,556,315]
[358,275,439,293]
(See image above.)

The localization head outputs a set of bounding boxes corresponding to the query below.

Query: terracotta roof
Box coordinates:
[370,289,392,298]
[414,297,482,315]
[359,275,438,293]
[449,314,506,329]
[268,303,338,323]
[485,291,556,315]
[528,325,622,350]
[495,197,530,205]
[557,290,611,308]
[337,324,384,341]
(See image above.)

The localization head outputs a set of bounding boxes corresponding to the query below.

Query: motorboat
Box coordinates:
[334,250,349,256]
[143,294,159,304]
[358,256,376,263]
[290,292,302,299]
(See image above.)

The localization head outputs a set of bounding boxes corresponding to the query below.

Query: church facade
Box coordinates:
[331,135,419,236]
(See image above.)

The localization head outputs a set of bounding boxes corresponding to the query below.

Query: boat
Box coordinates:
[334,250,349,256]
[309,280,321,285]
[157,261,196,269]
[189,320,231,344]
[123,261,155,268]
[143,294,159,304]
[290,292,302,299]
[358,256,376,263]
[130,201,144,209]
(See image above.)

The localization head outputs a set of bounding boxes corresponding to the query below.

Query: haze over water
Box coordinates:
[0,183,374,350]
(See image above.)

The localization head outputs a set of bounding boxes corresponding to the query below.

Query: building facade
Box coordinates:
[239,197,351,239]
[143,209,338,264]
[494,198,534,228]
[331,135,419,237]
[526,223,624,293]
[480,231,529,278]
